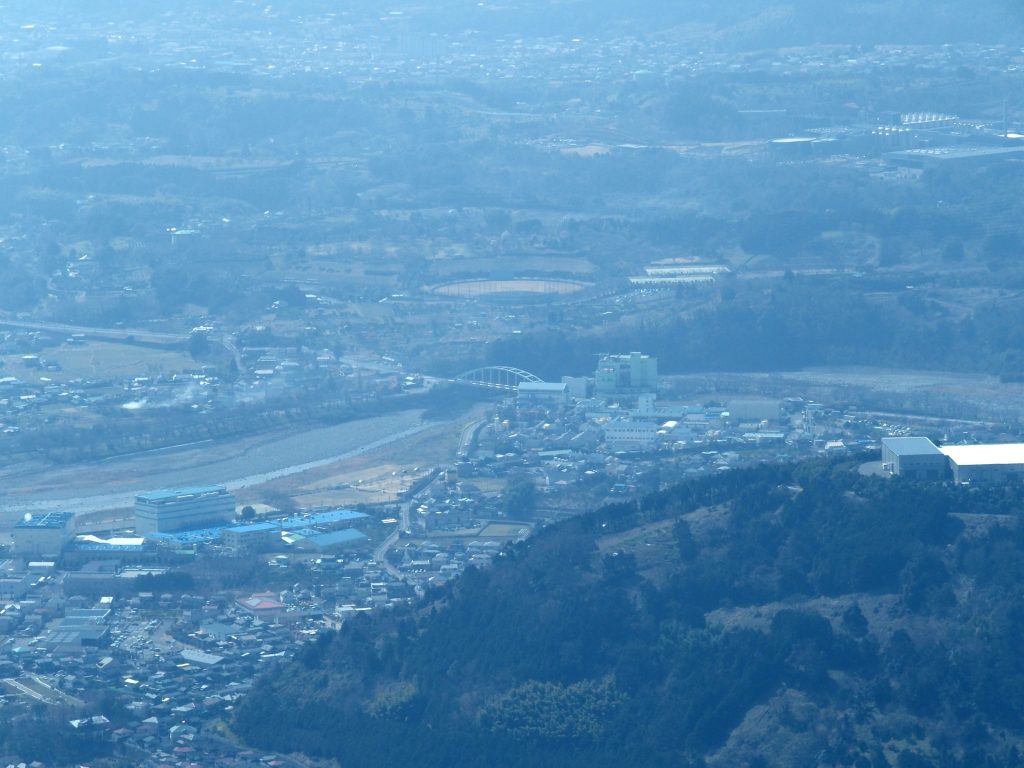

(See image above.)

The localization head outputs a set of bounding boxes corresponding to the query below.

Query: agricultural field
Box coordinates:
[477,522,532,538]
[1,340,196,384]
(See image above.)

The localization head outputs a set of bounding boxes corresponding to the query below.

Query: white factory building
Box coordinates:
[939,444,1024,484]
[516,381,570,408]
[881,437,1024,484]
[135,485,236,534]
[603,418,660,452]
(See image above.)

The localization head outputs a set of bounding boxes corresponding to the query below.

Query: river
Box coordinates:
[0,410,435,520]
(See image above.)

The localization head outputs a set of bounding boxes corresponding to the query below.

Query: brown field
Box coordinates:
[478,522,532,538]
[429,279,591,297]
[429,255,596,277]
[4,341,195,384]
[279,417,473,508]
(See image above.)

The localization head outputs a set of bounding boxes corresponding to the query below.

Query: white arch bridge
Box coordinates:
[452,366,543,391]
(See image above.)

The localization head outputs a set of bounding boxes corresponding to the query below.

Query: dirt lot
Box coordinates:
[274,416,480,508]
[4,340,196,384]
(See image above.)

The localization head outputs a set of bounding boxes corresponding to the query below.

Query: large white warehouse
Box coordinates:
[938,443,1024,484]
[881,437,1024,484]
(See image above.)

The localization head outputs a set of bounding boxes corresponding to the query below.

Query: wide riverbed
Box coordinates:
[0,410,433,520]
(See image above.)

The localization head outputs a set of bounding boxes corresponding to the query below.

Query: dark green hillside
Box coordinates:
[481,278,1024,382]
[234,461,1024,766]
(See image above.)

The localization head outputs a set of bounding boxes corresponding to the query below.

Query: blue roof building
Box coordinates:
[294,529,368,552]
[279,509,369,530]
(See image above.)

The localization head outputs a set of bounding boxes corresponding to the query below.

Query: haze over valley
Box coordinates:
[0,2,1023,766]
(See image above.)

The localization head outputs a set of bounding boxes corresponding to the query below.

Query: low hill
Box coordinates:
[233,459,1024,767]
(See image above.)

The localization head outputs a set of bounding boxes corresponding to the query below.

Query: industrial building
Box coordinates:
[141,508,372,551]
[602,418,660,452]
[221,522,279,554]
[594,352,658,395]
[135,485,236,534]
[560,376,590,399]
[882,437,1024,484]
[881,437,950,480]
[12,511,76,558]
[729,399,783,422]
[939,444,1024,484]
[44,607,111,653]
[279,509,370,531]
[517,381,570,408]
[291,528,368,552]
[63,535,153,566]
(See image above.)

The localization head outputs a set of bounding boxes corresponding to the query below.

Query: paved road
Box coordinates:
[457,418,485,458]
[373,473,434,580]
[373,498,417,580]
[4,677,58,705]
[0,316,190,344]
[4,675,84,707]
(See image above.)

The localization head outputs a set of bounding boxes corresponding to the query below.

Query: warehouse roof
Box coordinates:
[518,382,567,392]
[72,535,148,552]
[136,486,228,502]
[224,522,279,534]
[181,649,223,666]
[881,436,941,456]
[144,526,224,544]
[279,509,368,528]
[15,511,74,529]
[939,444,1024,466]
[303,529,367,549]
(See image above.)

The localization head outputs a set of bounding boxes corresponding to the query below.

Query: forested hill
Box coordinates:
[478,278,1024,382]
[234,461,1024,767]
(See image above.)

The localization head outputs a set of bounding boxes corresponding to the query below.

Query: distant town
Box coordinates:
[0,0,1023,764]
[0,338,1016,765]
